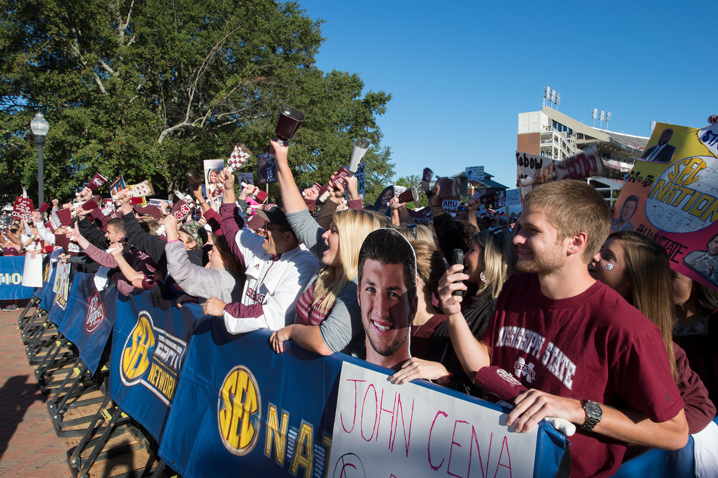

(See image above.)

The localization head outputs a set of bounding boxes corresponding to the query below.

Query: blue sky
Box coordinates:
[296,0,714,189]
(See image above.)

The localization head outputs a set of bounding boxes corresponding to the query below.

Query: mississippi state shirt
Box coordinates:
[484,273,685,478]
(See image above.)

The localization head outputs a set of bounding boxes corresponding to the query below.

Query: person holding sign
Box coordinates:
[439,180,688,478]
[268,139,383,356]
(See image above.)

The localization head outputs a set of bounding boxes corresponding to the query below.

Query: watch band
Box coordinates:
[580,400,603,431]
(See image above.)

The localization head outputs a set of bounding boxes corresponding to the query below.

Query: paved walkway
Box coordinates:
[0,306,72,477]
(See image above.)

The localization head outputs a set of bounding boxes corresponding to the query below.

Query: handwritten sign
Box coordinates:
[516,151,551,201]
[698,123,718,157]
[330,362,537,478]
[506,189,522,207]
[12,197,34,221]
[442,199,460,217]
[465,166,485,182]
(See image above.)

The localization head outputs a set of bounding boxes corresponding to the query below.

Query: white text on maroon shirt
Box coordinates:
[496,326,576,390]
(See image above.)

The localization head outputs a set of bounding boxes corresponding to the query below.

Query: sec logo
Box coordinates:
[218,366,261,456]
[120,311,156,385]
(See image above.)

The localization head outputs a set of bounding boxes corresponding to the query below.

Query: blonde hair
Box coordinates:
[312,209,383,313]
[474,227,517,300]
[398,224,438,247]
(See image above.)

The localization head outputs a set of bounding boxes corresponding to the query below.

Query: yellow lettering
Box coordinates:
[700,198,718,224]
[682,158,707,187]
[290,422,314,477]
[219,371,241,449]
[265,404,289,465]
[649,179,673,202]
[666,162,682,183]
[122,317,155,380]
[12,273,21,284]
[689,194,716,218]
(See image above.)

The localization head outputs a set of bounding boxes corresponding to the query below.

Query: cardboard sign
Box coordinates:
[516,151,552,200]
[12,197,34,221]
[614,122,718,291]
[442,199,460,216]
[465,166,485,181]
[330,362,537,478]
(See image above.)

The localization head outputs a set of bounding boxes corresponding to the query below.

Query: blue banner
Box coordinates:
[108,292,196,442]
[57,272,116,375]
[158,314,569,478]
[36,265,56,311]
[0,256,36,300]
[47,268,79,328]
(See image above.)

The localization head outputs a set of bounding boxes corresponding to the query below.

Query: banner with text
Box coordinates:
[614,122,718,290]
[158,315,568,478]
[108,292,195,442]
[0,257,37,300]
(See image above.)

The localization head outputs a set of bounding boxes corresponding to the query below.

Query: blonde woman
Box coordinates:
[269,139,383,356]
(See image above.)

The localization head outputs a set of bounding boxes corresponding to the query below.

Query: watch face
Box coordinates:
[586,401,602,418]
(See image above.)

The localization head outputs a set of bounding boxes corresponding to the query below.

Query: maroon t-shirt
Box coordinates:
[484,273,685,478]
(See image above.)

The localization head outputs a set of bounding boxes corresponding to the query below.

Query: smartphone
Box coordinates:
[452,249,465,297]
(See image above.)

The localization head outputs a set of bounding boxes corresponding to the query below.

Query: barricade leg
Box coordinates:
[17,295,40,326]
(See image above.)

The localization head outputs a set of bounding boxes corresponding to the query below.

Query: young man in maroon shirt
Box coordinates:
[439,180,688,477]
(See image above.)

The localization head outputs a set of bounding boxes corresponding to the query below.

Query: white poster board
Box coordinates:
[330,362,537,478]
[465,166,485,182]
[516,151,553,201]
[506,189,522,207]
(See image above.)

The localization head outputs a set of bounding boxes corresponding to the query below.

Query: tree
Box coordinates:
[0,0,393,205]
[395,174,429,209]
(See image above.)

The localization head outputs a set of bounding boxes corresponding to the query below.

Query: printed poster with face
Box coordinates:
[203,159,225,201]
[257,153,278,185]
[614,121,718,290]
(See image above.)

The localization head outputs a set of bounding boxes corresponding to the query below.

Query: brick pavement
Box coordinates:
[0,306,72,477]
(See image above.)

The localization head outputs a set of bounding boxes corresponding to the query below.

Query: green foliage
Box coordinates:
[0,0,393,205]
[395,174,429,209]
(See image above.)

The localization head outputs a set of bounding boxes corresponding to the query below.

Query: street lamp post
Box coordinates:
[30,112,49,206]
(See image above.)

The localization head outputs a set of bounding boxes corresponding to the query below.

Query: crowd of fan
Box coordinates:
[2,140,717,478]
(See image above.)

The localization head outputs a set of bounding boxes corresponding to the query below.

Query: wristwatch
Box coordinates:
[580,400,603,431]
